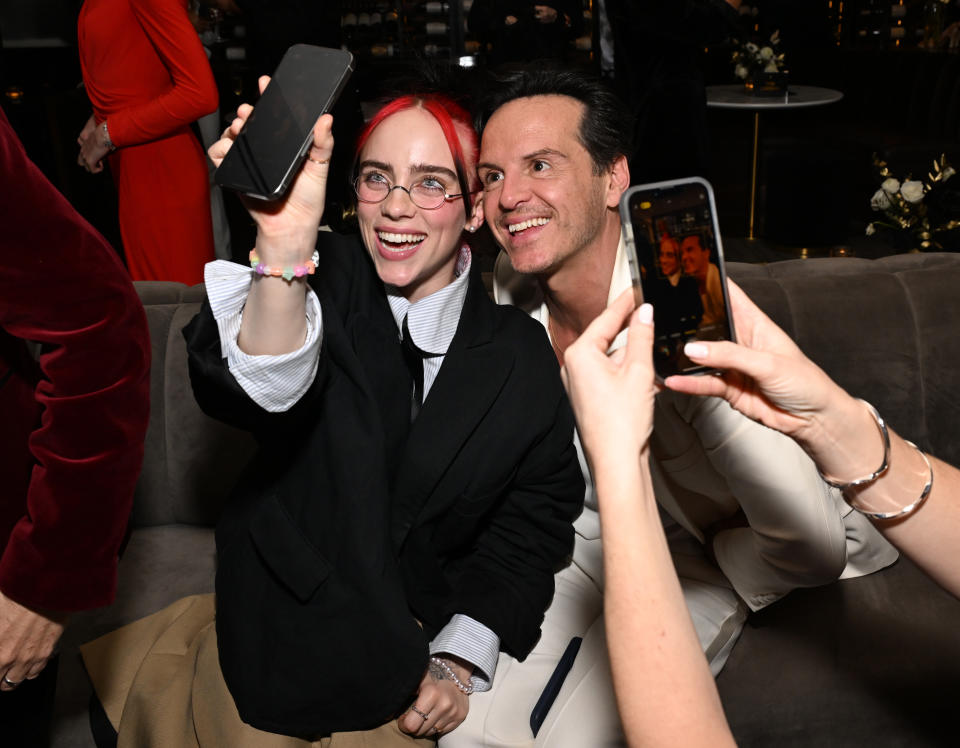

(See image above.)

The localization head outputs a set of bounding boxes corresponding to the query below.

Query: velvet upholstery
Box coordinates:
[52,253,960,747]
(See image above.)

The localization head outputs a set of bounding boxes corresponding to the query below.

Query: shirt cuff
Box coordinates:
[204,260,322,413]
[429,614,500,692]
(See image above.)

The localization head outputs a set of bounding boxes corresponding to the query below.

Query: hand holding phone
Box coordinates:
[208,76,334,251]
[214,44,353,201]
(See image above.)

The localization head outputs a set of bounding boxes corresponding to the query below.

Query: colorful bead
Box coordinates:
[247,249,314,282]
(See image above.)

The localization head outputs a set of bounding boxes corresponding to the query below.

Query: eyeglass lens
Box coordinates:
[355,175,450,210]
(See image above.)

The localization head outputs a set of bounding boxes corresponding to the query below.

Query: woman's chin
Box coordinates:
[375,262,418,292]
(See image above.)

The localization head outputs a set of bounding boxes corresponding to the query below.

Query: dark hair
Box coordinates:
[475,65,634,175]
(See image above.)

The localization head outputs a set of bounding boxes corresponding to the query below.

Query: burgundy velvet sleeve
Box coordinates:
[107,0,218,147]
[0,109,151,612]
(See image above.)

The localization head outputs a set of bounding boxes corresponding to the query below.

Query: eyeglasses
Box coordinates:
[353,173,464,210]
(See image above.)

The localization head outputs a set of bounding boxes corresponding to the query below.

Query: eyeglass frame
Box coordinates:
[352,173,467,211]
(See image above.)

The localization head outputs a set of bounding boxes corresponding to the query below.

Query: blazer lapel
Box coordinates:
[391,270,514,550]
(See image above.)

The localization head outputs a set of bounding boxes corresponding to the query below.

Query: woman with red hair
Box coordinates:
[82,81,582,747]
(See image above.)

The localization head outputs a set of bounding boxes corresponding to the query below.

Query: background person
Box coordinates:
[0,108,150,748]
[82,82,582,746]
[77,0,218,284]
[468,0,583,66]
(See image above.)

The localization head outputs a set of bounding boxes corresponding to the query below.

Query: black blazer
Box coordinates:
[183,233,583,738]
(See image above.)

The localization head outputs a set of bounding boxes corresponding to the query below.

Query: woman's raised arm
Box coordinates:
[207,75,334,356]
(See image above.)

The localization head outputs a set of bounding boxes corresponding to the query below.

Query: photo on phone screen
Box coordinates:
[619,177,735,379]
[214,44,354,201]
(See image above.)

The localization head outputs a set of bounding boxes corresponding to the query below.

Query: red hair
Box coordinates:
[354,94,479,214]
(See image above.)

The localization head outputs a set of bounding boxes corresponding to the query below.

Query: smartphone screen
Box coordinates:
[619,177,735,379]
[214,45,354,200]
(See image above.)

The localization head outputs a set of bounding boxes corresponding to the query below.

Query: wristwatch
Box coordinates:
[101,121,116,151]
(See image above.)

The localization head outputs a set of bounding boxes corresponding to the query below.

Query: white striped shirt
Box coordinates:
[203,246,499,689]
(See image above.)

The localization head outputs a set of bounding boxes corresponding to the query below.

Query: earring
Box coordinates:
[466,225,477,233]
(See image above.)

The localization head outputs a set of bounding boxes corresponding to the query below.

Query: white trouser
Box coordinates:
[442,538,746,748]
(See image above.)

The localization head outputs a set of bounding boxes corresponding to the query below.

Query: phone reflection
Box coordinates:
[630,187,732,377]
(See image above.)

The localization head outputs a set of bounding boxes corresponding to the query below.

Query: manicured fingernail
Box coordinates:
[684,342,708,359]
[638,303,653,325]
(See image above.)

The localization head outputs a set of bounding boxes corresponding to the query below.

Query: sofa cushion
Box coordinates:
[133,282,256,528]
[717,556,960,747]
[729,253,960,467]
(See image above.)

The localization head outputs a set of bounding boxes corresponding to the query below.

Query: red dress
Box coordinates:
[78,0,218,285]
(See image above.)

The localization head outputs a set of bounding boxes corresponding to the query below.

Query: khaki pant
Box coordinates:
[82,595,432,748]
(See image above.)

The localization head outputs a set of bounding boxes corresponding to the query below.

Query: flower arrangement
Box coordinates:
[866,154,959,251]
[732,30,785,81]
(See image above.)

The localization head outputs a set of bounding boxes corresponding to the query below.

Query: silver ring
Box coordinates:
[410,705,430,721]
[2,675,22,688]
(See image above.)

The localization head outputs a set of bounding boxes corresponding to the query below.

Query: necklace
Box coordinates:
[547,315,565,364]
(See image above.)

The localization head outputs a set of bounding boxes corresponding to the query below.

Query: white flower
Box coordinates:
[763,61,780,73]
[745,42,759,55]
[735,64,749,79]
[881,177,901,194]
[759,46,774,60]
[770,30,781,45]
[865,223,876,236]
[871,189,891,211]
[942,165,956,180]
[901,180,925,203]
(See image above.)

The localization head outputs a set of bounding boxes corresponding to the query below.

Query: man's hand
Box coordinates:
[397,657,472,738]
[0,591,66,691]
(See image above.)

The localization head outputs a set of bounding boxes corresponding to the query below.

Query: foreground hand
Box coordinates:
[398,658,471,737]
[0,591,67,691]
[561,290,657,472]
[208,75,334,249]
[664,280,846,443]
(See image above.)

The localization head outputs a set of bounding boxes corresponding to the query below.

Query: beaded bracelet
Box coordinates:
[429,656,474,695]
[817,399,890,490]
[249,249,318,282]
[847,440,933,521]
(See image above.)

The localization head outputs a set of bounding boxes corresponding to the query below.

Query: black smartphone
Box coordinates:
[214,44,354,201]
[619,177,736,379]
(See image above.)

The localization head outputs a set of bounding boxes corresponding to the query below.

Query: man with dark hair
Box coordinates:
[474,66,635,177]
[441,67,898,746]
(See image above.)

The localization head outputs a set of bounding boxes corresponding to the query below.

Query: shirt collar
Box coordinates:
[386,245,472,355]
